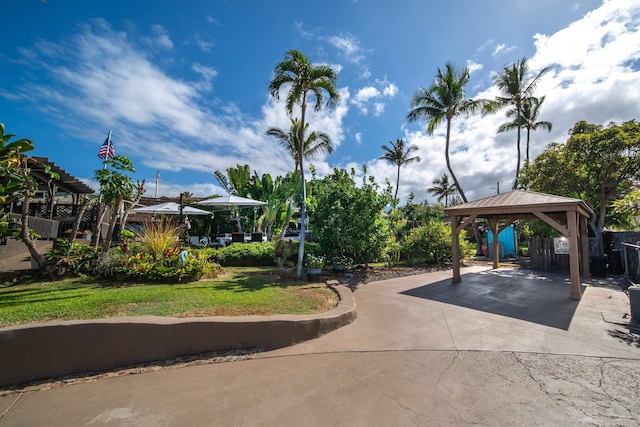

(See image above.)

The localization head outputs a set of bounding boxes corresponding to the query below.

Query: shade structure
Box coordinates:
[131,202,212,216]
[196,195,266,208]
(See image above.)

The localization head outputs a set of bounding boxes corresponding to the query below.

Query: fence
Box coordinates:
[529,231,640,278]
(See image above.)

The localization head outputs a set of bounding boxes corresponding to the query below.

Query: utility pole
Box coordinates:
[496,181,500,195]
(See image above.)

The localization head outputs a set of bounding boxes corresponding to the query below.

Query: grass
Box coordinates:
[0,267,338,327]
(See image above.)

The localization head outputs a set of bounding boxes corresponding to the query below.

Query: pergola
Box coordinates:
[445,190,595,300]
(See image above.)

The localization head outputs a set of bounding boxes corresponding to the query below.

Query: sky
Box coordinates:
[2,0,639,204]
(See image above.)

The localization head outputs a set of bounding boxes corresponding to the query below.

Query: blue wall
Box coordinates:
[487,225,517,258]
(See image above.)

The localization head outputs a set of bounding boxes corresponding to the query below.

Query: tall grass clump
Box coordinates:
[134,218,179,259]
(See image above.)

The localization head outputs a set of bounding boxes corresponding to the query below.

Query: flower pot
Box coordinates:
[332,264,346,276]
[306,268,323,282]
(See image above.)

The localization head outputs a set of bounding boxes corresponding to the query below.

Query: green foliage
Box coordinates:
[213,242,277,266]
[403,220,474,265]
[134,218,179,259]
[0,123,36,239]
[45,240,99,276]
[305,254,326,269]
[520,119,640,235]
[308,168,393,263]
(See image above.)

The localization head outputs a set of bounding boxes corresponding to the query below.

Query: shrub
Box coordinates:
[213,242,277,266]
[134,218,179,259]
[45,240,98,276]
[403,220,475,265]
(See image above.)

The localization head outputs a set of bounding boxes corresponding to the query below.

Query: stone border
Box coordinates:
[0,283,356,388]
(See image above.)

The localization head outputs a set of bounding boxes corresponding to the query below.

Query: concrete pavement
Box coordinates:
[1,266,639,426]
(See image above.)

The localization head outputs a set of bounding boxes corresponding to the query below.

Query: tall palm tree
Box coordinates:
[266,118,334,171]
[380,138,421,199]
[269,49,340,279]
[427,173,457,207]
[491,58,551,188]
[498,96,552,166]
[407,62,485,203]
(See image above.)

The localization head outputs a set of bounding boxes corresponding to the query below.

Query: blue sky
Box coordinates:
[2,0,639,203]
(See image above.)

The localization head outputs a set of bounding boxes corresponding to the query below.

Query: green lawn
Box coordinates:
[0,267,337,327]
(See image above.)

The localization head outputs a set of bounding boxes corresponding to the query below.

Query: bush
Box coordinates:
[45,240,98,276]
[403,220,475,265]
[213,241,277,266]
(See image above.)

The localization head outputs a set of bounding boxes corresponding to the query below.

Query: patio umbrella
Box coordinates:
[195,195,266,208]
[131,202,212,216]
[196,195,266,232]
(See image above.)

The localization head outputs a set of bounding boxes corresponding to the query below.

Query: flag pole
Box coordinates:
[155,170,159,198]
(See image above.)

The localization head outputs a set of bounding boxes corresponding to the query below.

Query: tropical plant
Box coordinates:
[427,173,458,207]
[305,253,326,269]
[490,58,551,188]
[266,118,333,171]
[269,49,340,279]
[93,156,136,250]
[407,62,486,203]
[380,138,421,199]
[133,218,179,259]
[498,96,552,165]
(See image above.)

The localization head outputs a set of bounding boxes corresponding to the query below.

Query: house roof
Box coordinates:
[444,190,594,219]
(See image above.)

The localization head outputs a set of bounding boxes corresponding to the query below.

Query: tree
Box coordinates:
[266,118,333,171]
[428,173,458,207]
[93,156,136,250]
[491,58,551,188]
[308,167,393,264]
[380,138,421,199]
[520,120,640,236]
[407,62,485,203]
[0,123,54,270]
[498,96,552,165]
[269,49,340,279]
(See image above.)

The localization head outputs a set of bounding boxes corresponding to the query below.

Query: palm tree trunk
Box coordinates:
[69,195,91,243]
[514,115,522,190]
[20,179,48,270]
[394,165,401,199]
[445,118,467,203]
[526,127,531,165]
[295,100,308,280]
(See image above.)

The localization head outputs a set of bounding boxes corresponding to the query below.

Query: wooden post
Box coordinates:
[567,211,581,300]
[490,220,499,269]
[580,213,590,277]
[451,215,461,283]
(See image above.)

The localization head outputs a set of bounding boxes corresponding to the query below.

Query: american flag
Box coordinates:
[98,132,115,159]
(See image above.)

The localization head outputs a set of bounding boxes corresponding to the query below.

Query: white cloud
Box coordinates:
[466,59,483,74]
[350,79,398,116]
[327,34,365,63]
[400,0,640,204]
[194,36,215,52]
[355,132,362,145]
[148,25,173,50]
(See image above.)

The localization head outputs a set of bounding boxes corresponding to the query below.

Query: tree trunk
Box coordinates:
[103,196,123,250]
[295,100,308,280]
[92,203,108,251]
[394,165,400,199]
[20,179,48,271]
[69,196,92,243]
[278,200,295,241]
[513,111,522,190]
[445,118,467,203]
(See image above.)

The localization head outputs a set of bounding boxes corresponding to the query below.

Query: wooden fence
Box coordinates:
[529,232,640,280]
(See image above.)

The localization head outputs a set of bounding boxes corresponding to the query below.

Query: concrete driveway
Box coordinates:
[2,266,639,426]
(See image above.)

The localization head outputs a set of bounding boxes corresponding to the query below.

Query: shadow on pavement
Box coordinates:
[401,268,584,330]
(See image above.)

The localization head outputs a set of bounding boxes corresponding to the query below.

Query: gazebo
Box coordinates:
[445,190,594,300]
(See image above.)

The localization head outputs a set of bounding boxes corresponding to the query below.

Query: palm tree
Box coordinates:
[269,49,340,279]
[407,62,485,203]
[498,96,552,166]
[380,138,421,199]
[266,118,334,171]
[427,173,457,207]
[491,58,551,188]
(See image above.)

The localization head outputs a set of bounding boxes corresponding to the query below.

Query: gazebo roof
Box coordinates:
[445,190,594,219]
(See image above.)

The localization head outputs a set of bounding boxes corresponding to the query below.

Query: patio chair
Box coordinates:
[251,232,263,243]
[231,232,245,244]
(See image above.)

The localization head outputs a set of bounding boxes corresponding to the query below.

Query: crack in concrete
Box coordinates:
[327,352,434,423]
[0,393,22,420]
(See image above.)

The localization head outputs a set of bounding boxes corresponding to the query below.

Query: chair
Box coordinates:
[189,236,206,247]
[231,232,245,244]
[251,232,263,243]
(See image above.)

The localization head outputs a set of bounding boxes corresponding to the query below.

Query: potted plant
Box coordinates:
[305,254,325,281]
[332,254,352,274]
